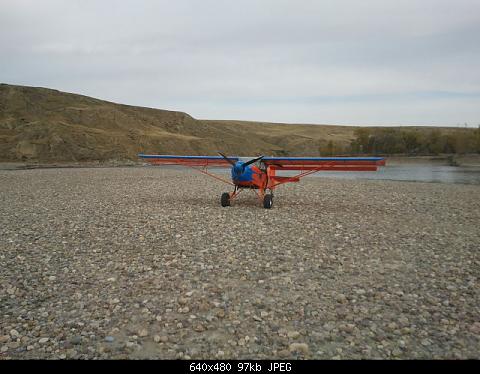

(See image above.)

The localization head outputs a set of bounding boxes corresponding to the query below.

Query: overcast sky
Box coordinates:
[1,0,479,126]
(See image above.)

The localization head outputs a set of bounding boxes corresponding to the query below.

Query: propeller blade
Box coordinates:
[218,152,237,166]
[242,156,264,171]
[242,155,264,169]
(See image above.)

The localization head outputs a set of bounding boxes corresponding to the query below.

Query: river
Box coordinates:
[309,164,480,185]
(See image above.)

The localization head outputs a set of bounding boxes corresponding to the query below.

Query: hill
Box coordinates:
[0,83,477,162]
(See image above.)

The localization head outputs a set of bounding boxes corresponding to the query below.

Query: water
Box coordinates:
[308,165,480,185]
[209,165,480,185]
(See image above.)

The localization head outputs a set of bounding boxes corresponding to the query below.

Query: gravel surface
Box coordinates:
[1,167,479,359]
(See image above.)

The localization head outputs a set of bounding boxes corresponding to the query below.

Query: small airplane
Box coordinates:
[138,153,386,208]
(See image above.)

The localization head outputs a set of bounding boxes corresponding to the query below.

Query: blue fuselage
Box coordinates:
[231,161,253,184]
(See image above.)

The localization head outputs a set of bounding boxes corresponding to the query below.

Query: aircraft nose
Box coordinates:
[233,163,243,175]
[233,162,244,175]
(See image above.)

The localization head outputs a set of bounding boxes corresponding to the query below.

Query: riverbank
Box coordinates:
[1,167,479,359]
[381,154,480,166]
[1,154,479,171]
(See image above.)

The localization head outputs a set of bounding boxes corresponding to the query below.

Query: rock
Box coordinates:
[421,339,431,347]
[287,331,300,339]
[336,308,348,318]
[70,336,82,345]
[388,322,398,330]
[10,329,20,338]
[392,348,402,357]
[159,335,169,343]
[39,338,49,344]
[2,167,479,360]
[194,324,205,332]
[138,329,148,337]
[178,297,188,305]
[289,343,309,354]
[469,322,480,334]
[104,336,115,343]
[342,324,355,333]
[0,335,9,344]
[8,341,19,349]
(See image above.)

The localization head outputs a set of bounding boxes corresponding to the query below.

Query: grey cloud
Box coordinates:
[1,0,479,125]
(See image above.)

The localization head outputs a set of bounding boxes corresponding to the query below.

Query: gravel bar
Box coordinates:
[1,167,479,359]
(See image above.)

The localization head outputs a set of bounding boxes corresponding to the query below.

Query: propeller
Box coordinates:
[241,155,264,169]
[218,152,265,174]
[218,152,236,166]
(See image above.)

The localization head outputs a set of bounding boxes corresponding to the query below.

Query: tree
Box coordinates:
[474,124,480,153]
[427,130,443,155]
[443,134,457,154]
[402,131,420,155]
[353,128,371,153]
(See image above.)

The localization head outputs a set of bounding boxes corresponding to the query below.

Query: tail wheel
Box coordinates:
[263,194,273,209]
[221,192,231,207]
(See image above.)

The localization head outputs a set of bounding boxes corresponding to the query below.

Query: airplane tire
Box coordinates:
[263,194,273,209]
[221,192,231,207]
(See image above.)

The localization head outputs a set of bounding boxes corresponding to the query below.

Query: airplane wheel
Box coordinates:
[263,194,273,209]
[221,192,231,207]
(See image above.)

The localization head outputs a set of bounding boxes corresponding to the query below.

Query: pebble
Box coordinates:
[1,168,478,359]
[10,329,20,338]
[159,336,169,343]
[287,331,301,339]
[289,343,309,354]
[0,335,9,344]
[138,329,148,337]
[278,349,290,358]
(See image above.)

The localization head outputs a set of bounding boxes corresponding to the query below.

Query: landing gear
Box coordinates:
[221,192,231,207]
[221,188,273,208]
[263,194,273,209]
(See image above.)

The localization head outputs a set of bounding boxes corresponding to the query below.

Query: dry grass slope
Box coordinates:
[0,83,470,162]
